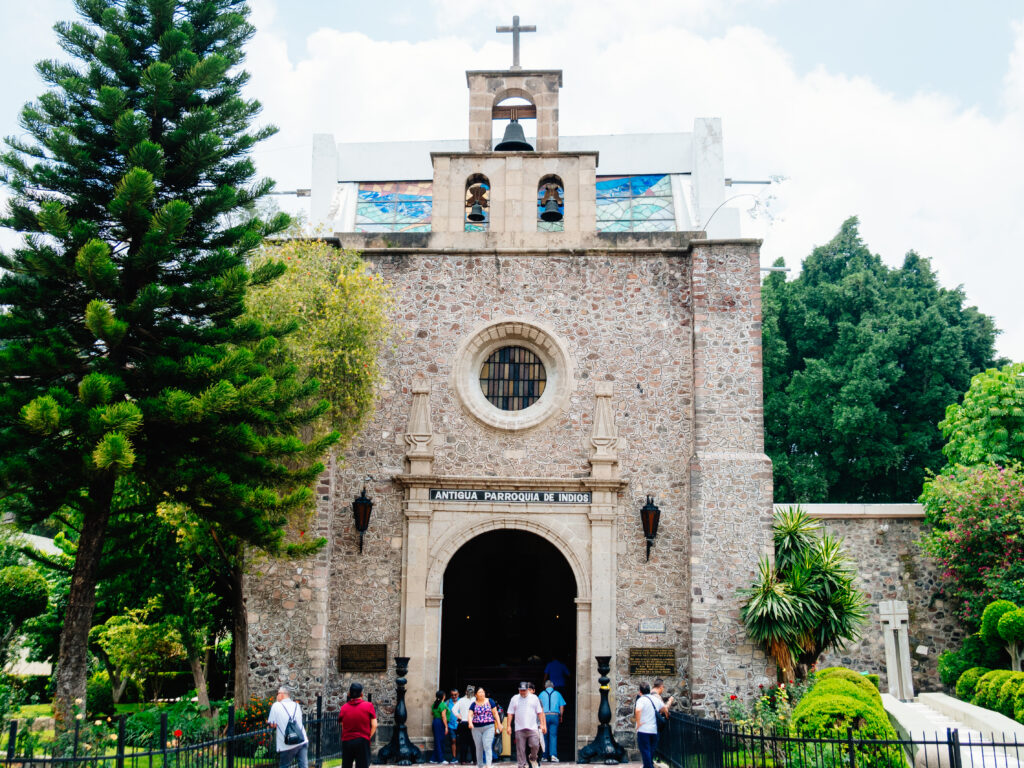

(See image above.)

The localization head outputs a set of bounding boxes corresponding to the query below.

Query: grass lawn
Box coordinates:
[14,702,161,720]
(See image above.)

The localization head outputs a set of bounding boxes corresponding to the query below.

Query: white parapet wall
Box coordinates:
[775,503,925,519]
[918,692,1024,739]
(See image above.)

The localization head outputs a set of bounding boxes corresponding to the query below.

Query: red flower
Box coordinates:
[174,729,183,739]
[729,695,737,700]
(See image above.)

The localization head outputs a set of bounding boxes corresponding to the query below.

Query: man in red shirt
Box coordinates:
[338,683,378,768]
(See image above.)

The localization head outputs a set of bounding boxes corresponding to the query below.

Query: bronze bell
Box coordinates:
[541,199,563,222]
[467,203,486,222]
[494,119,534,151]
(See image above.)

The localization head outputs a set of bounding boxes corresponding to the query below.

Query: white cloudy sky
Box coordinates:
[2,1,1023,361]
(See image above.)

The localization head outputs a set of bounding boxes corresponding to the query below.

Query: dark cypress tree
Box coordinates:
[0,0,337,725]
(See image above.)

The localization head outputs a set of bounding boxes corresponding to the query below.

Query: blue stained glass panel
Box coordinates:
[596,176,632,198]
[597,220,632,232]
[356,182,433,231]
[631,198,675,220]
[394,201,432,223]
[538,219,564,232]
[632,219,675,232]
[629,175,665,196]
[596,199,631,220]
[465,223,486,232]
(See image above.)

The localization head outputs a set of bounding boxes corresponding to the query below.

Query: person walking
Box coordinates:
[447,688,460,762]
[634,681,669,768]
[543,658,570,690]
[338,682,378,768]
[430,690,451,764]
[468,686,501,768]
[453,685,476,764]
[538,680,566,762]
[267,686,308,768]
[507,682,545,768]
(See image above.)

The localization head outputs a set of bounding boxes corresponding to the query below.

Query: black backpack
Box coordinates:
[283,703,304,745]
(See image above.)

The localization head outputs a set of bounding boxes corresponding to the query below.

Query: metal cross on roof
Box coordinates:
[496,15,536,70]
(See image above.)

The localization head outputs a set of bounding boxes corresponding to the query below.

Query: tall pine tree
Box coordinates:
[0,0,337,725]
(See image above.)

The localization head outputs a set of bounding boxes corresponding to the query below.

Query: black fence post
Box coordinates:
[161,712,169,767]
[5,720,16,761]
[315,694,323,768]
[227,705,236,768]
[846,727,856,768]
[117,715,127,768]
[947,728,962,768]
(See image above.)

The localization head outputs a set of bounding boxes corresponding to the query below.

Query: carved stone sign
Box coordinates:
[639,619,666,634]
[628,647,676,676]
[429,489,592,504]
[337,643,388,672]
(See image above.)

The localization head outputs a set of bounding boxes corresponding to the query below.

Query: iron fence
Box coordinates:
[0,697,344,768]
[658,711,1024,768]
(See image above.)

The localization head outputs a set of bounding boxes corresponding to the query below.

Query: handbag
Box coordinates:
[283,703,304,745]
[646,696,668,732]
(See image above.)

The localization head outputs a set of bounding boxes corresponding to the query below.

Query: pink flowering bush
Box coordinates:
[920,463,1024,629]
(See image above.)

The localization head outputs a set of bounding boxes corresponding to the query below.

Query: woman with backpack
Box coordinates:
[634,680,671,768]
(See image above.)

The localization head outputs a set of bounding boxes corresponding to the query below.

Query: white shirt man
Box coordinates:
[508,683,546,768]
[267,686,308,768]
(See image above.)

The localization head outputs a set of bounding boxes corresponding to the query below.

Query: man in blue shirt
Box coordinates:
[538,680,566,762]
[542,658,570,689]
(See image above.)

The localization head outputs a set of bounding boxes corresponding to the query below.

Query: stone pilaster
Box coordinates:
[688,241,774,714]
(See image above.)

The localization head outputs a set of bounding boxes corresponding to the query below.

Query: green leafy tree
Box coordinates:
[763,218,1002,502]
[920,464,1024,627]
[939,362,1024,467]
[0,565,49,669]
[91,608,186,701]
[739,506,868,681]
[0,0,338,725]
[998,608,1024,672]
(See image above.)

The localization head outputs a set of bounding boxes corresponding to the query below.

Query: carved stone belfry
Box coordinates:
[404,376,434,475]
[589,381,620,480]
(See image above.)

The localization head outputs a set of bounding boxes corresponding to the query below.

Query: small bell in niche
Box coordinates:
[495,118,534,151]
[466,185,488,222]
[539,183,564,222]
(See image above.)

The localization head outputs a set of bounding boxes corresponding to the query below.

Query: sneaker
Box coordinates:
[551,759,560,763]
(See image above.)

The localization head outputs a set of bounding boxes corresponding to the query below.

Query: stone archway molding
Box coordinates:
[426,515,591,599]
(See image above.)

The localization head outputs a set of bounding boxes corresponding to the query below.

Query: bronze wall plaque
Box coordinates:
[628,647,676,676]
[337,643,388,672]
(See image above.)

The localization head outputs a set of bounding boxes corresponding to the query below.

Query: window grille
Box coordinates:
[479,346,547,411]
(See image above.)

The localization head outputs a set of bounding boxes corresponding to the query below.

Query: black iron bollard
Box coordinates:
[377,656,423,765]
[577,656,627,764]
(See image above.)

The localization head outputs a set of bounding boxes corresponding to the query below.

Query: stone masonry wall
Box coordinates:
[807,508,959,694]
[250,238,705,733]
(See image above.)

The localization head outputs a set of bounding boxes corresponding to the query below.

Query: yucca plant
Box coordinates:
[740,506,868,681]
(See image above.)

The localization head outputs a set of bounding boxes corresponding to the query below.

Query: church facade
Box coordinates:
[247,48,775,751]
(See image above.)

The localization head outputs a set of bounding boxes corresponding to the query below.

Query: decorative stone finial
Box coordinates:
[589,381,619,479]
[404,376,434,475]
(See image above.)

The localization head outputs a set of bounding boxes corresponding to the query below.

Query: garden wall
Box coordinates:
[792,504,961,694]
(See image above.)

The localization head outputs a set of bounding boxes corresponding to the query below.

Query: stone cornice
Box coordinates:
[392,474,629,493]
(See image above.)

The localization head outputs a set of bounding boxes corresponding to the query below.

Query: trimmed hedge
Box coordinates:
[816,668,883,704]
[865,674,880,690]
[996,675,1024,718]
[972,669,1016,710]
[811,678,883,711]
[955,666,990,700]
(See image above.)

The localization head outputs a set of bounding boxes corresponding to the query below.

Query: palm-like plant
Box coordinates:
[740,507,868,681]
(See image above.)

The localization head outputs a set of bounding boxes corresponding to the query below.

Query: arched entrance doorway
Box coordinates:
[440,529,577,758]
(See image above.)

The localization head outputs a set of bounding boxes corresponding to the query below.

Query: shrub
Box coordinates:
[981,600,1018,642]
[6,674,51,702]
[816,668,882,703]
[1014,685,1024,723]
[955,667,991,700]
[792,693,900,768]
[972,669,1016,710]
[865,674,880,690]
[940,634,1009,688]
[994,674,1024,718]
[86,671,116,717]
[809,678,881,711]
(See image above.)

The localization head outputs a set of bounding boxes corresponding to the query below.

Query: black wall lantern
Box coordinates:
[352,487,373,554]
[640,495,661,561]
